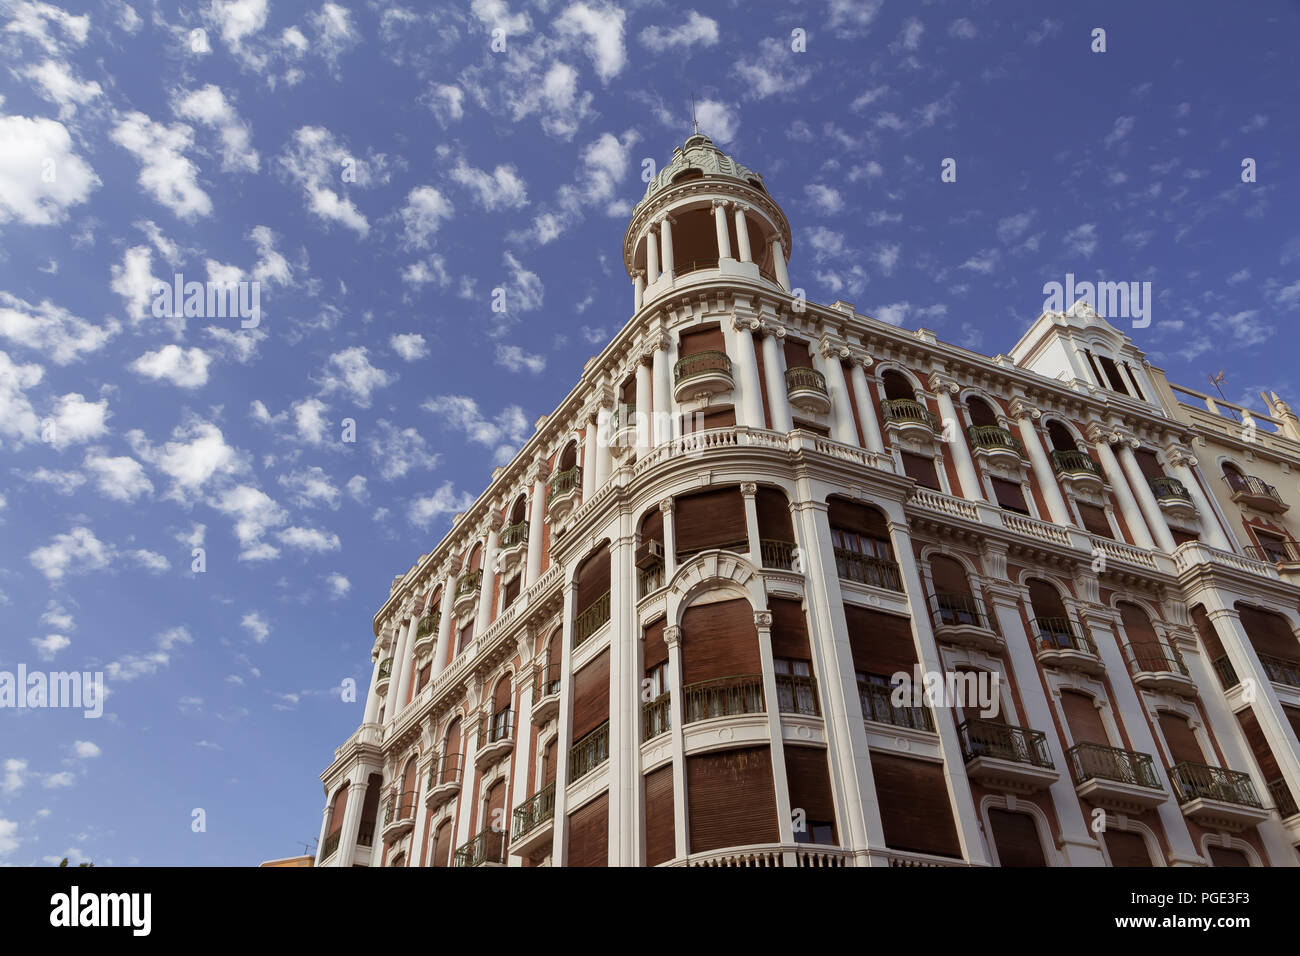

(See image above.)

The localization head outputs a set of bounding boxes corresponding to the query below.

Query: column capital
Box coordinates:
[732,202,751,215]
[817,334,850,360]
[658,214,676,228]
[1086,422,1138,448]
[659,497,675,515]
[630,268,644,280]
[527,459,550,485]
[710,199,731,211]
[1165,445,1198,468]
[740,482,758,497]
[927,371,960,395]
[1008,397,1042,421]
[664,625,681,648]
[753,611,773,628]
[730,308,761,333]
[759,318,786,339]
[846,348,874,369]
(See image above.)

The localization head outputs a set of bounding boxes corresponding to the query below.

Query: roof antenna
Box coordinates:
[691,93,699,135]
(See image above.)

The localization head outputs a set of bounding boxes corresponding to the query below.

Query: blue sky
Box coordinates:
[0,0,1295,866]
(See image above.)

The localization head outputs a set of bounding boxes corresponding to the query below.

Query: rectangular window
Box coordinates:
[1076,502,1113,538]
[1255,531,1290,564]
[990,477,1030,515]
[774,657,815,715]
[900,452,941,490]
[1097,355,1130,395]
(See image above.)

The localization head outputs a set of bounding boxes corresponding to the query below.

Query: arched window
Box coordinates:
[827,497,900,590]
[441,718,463,787]
[881,369,915,402]
[1118,601,1172,673]
[397,757,418,822]
[756,486,796,570]
[966,396,999,429]
[489,677,513,744]
[929,555,982,627]
[681,598,763,721]
[574,543,612,647]
[1045,420,1078,453]
[1026,578,1075,648]
[558,440,578,473]
[509,495,527,526]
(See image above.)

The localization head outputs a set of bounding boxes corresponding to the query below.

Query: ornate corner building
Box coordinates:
[314,133,1300,868]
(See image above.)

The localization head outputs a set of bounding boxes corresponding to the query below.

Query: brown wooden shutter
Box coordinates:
[845,605,916,675]
[643,617,668,671]
[784,745,837,845]
[1236,708,1281,781]
[327,784,349,834]
[1060,690,1108,745]
[431,822,453,866]
[929,555,971,598]
[1027,578,1068,619]
[1169,527,1199,546]
[674,488,747,554]
[900,452,941,490]
[869,752,961,858]
[502,575,521,607]
[567,792,609,866]
[1158,711,1205,765]
[644,765,675,866]
[687,747,779,852]
[639,507,663,542]
[756,487,793,541]
[1104,829,1153,867]
[575,547,611,614]
[679,324,725,356]
[827,499,890,539]
[1077,503,1112,538]
[1283,705,1300,746]
[1237,604,1299,659]
[493,677,512,713]
[485,780,507,855]
[698,406,737,430]
[784,338,813,368]
[416,662,431,692]
[769,598,811,660]
[1134,448,1165,482]
[990,477,1030,514]
[1118,602,1161,655]
[572,650,610,740]
[681,598,760,683]
[542,742,557,786]
[988,809,1046,866]
[1191,604,1227,660]
[1208,846,1251,867]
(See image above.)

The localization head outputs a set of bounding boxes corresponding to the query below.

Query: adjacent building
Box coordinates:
[315,132,1300,867]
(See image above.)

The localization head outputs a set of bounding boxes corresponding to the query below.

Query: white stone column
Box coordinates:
[661,499,677,577]
[431,573,456,679]
[477,522,500,624]
[595,401,613,488]
[712,200,732,260]
[550,580,578,865]
[1117,441,1176,551]
[730,311,764,429]
[651,335,671,446]
[582,410,598,500]
[632,270,645,312]
[608,527,636,864]
[1089,427,1156,549]
[390,613,418,717]
[931,374,981,500]
[362,652,384,724]
[1011,400,1071,526]
[645,227,659,285]
[755,610,795,851]
[336,776,369,867]
[659,217,675,281]
[761,323,793,433]
[315,802,333,865]
[734,204,753,263]
[740,482,761,565]
[664,625,688,861]
[1168,451,1231,551]
[507,658,533,867]
[816,338,857,446]
[848,354,884,454]
[635,357,653,458]
[526,466,546,585]
[771,237,790,292]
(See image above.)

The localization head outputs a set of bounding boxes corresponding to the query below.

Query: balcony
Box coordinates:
[673,350,733,401]
[1257,653,1300,689]
[569,720,610,782]
[683,675,765,724]
[532,663,562,725]
[573,590,611,647]
[381,790,418,841]
[1033,618,1104,675]
[454,828,506,867]
[1123,643,1196,696]
[775,673,820,717]
[1149,476,1196,520]
[929,592,1002,652]
[375,656,393,695]
[476,710,515,769]
[610,402,638,456]
[760,539,797,571]
[833,548,903,592]
[1224,472,1289,515]
[1267,777,1299,819]
[785,366,831,416]
[860,681,935,733]
[1067,742,1165,811]
[320,829,340,861]
[547,465,581,522]
[510,781,556,857]
[958,718,1059,793]
[453,569,482,616]
[968,425,1025,467]
[425,754,463,810]
[1050,448,1105,494]
[638,561,665,597]
[497,521,529,575]
[882,398,940,441]
[412,612,439,656]
[1169,762,1269,831]
[676,257,720,277]
[642,692,671,742]
[1244,537,1300,567]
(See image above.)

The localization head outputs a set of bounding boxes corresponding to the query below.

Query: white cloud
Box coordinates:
[110,111,212,220]
[20,467,84,494]
[72,741,100,759]
[408,481,474,530]
[1103,116,1136,149]
[172,84,259,173]
[107,626,192,681]
[996,210,1036,243]
[694,99,738,143]
[805,184,843,215]
[449,161,528,211]
[241,610,270,643]
[428,84,464,125]
[211,483,286,560]
[555,1,626,83]
[130,345,212,388]
[110,245,164,326]
[872,243,900,275]
[129,419,246,501]
[0,350,43,448]
[31,633,70,659]
[22,59,102,118]
[4,1,90,52]
[423,394,529,463]
[0,818,14,856]
[949,18,978,39]
[959,249,1000,273]
[248,224,292,284]
[496,343,546,373]
[1063,223,1099,258]
[0,291,119,364]
[326,572,350,598]
[278,466,340,509]
[317,347,394,407]
[277,526,341,552]
[501,252,544,312]
[83,449,153,502]
[390,333,428,361]
[279,126,384,236]
[898,17,924,51]
[0,115,99,225]
[47,392,109,449]
[367,420,440,481]
[827,0,883,38]
[735,37,811,99]
[401,256,451,290]
[29,526,112,582]
[308,2,361,67]
[398,185,454,248]
[293,397,331,444]
[1,759,26,795]
[639,12,718,52]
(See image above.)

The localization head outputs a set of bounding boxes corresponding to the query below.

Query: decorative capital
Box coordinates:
[630,269,644,280]
[847,348,874,369]
[1008,397,1041,421]
[487,513,504,533]
[753,611,773,628]
[664,625,681,648]
[759,318,786,340]
[730,309,760,333]
[711,199,731,211]
[1166,446,1197,468]
[818,335,849,360]
[740,482,758,497]
[927,371,960,395]
[659,498,675,515]
[528,459,550,485]
[659,215,676,228]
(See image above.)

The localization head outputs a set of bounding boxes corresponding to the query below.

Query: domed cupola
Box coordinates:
[622,131,794,314]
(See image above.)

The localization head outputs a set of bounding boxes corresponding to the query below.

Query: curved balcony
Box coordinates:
[425,754,463,810]
[375,656,393,695]
[785,366,831,416]
[510,781,556,858]
[1032,617,1103,675]
[1050,448,1105,494]
[860,680,935,733]
[673,350,733,402]
[968,425,1025,468]
[497,521,529,576]
[381,790,418,841]
[454,827,506,867]
[610,403,638,457]
[1169,762,1268,831]
[641,692,671,741]
[532,663,562,725]
[569,720,610,783]
[1224,472,1289,515]
[1244,538,1300,567]
[453,569,481,616]
[958,718,1058,793]
[1149,476,1196,520]
[547,466,581,522]
[572,590,611,648]
[930,592,1003,652]
[1066,742,1165,812]
[760,538,797,571]
[683,675,765,724]
[412,612,439,657]
[833,548,903,592]
[476,710,515,769]
[1123,643,1196,696]
[882,398,940,441]
[320,829,341,861]
[775,674,820,717]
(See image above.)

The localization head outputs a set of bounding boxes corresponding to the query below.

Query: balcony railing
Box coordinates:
[637,561,665,597]
[1031,616,1096,654]
[833,548,903,591]
[967,425,1024,456]
[775,673,820,716]
[881,398,940,432]
[641,692,671,742]
[573,590,611,647]
[1244,539,1300,564]
[534,663,561,701]
[1066,742,1161,790]
[511,782,556,842]
[1212,655,1241,689]
[760,539,797,571]
[1223,472,1285,505]
[428,753,464,789]
[676,257,720,276]
[377,656,393,680]
[1258,653,1300,688]
[548,465,581,502]
[673,350,732,385]
[958,718,1053,768]
[320,830,340,859]
[1267,777,1298,817]
[784,366,827,395]
[1049,449,1102,477]
[456,569,482,599]
[569,720,610,781]
[383,790,419,827]
[416,612,440,639]
[930,592,991,630]
[683,675,765,723]
[479,709,514,746]
[1123,642,1189,677]
[1149,476,1192,503]
[357,821,374,847]
[860,681,934,732]
[611,402,637,434]
[454,828,506,867]
[1169,762,1262,809]
[499,521,529,550]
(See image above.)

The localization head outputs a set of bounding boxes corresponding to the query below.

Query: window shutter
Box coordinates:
[1157,711,1204,765]
[990,477,1029,514]
[869,752,961,858]
[575,547,611,616]
[674,488,747,554]
[644,766,675,866]
[679,324,725,356]
[1060,690,1108,745]
[756,487,794,541]
[1103,829,1153,866]
[687,747,779,852]
[681,598,760,684]
[1208,846,1251,867]
[572,650,610,740]
[784,745,838,845]
[828,499,891,539]
[900,452,941,490]
[988,809,1046,866]
[567,793,609,867]
[1237,605,1300,660]
[845,606,916,675]
[1077,503,1112,538]
[431,822,453,867]
[928,555,971,597]
[769,598,811,660]
[642,617,668,671]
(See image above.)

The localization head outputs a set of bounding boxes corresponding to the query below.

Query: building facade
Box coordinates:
[315,133,1300,868]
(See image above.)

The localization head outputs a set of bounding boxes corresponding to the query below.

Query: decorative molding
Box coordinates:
[1008,397,1041,422]
[740,482,758,496]
[753,611,773,628]
[664,625,681,648]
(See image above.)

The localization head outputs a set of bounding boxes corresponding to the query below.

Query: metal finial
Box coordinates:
[691,93,698,135]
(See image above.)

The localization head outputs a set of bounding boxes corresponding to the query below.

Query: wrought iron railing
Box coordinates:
[641,692,671,741]
[1223,472,1284,504]
[1169,762,1262,808]
[511,782,556,842]
[1258,653,1300,688]
[454,827,506,867]
[1267,777,1299,817]
[784,366,827,395]
[377,656,393,680]
[860,681,934,732]
[548,466,581,503]
[416,612,440,639]
[479,709,514,747]
[1123,642,1190,677]
[958,718,1053,768]
[456,569,482,599]
[533,663,561,701]
[428,753,464,789]
[967,425,1024,456]
[1244,539,1300,564]
[1149,476,1192,503]
[499,521,529,549]
[383,790,419,827]
[573,590,611,647]
[760,539,797,570]
[1066,742,1161,790]
[676,257,720,275]
[683,675,765,723]
[611,403,637,433]
[357,821,374,847]
[881,398,940,432]
[833,548,903,591]
[1211,655,1240,689]
[673,350,732,385]
[638,561,665,597]
[1032,616,1096,655]
[1049,449,1102,476]
[930,592,991,630]
[569,720,610,781]
[775,673,820,716]
[320,830,340,859]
